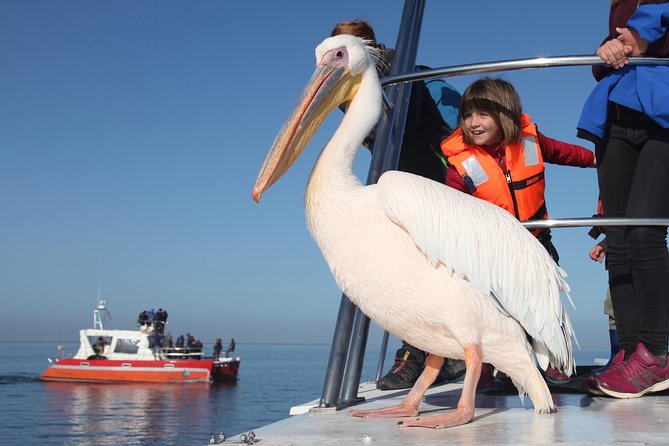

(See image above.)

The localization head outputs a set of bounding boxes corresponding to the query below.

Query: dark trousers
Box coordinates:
[596,121,669,357]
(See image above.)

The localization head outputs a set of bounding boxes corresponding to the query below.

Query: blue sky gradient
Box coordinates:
[1,1,612,348]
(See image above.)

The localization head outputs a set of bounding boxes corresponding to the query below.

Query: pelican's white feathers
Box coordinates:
[377,170,576,373]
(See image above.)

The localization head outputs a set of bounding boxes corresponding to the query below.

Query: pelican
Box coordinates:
[253,35,575,429]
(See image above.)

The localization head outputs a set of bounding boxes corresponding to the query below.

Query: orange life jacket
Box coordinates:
[441,114,547,231]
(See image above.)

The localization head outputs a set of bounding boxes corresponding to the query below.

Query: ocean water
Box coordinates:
[0,342,608,445]
[0,342,387,446]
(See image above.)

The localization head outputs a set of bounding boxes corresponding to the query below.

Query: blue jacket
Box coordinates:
[578,4,669,144]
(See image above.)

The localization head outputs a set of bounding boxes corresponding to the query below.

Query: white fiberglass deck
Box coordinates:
[228,380,669,445]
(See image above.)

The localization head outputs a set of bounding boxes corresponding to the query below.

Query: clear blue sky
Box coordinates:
[1,1,612,348]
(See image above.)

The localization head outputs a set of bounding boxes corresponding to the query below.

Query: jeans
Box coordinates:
[596,121,669,357]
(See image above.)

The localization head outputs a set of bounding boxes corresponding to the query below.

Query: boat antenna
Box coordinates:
[93,284,113,330]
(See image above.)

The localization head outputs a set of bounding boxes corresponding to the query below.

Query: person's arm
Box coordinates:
[589,240,608,263]
[445,164,469,193]
[538,132,596,167]
[596,4,669,71]
[627,4,669,44]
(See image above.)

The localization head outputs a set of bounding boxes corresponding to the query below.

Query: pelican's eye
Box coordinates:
[322,46,349,67]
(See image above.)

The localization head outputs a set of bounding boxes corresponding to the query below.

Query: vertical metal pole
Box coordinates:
[375,330,390,381]
[339,307,370,404]
[320,0,425,407]
[319,294,357,407]
[367,0,426,184]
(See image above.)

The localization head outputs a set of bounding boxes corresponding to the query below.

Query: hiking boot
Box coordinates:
[544,366,572,384]
[476,363,504,394]
[376,344,426,390]
[432,358,466,386]
[595,343,669,398]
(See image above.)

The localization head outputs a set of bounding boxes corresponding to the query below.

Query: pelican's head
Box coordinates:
[252,35,378,202]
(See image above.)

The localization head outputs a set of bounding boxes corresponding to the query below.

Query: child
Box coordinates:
[440,77,596,389]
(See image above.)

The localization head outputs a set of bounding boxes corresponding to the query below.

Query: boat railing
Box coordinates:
[381,55,669,88]
[318,0,669,412]
[159,346,204,360]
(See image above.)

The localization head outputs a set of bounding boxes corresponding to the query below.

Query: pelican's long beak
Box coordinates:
[252,62,361,203]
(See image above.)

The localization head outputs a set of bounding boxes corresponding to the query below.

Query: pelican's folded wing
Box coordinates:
[376,170,575,373]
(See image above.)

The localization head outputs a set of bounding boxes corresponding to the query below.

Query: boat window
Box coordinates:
[121,363,132,368]
[87,335,112,348]
[114,338,140,354]
[164,364,175,368]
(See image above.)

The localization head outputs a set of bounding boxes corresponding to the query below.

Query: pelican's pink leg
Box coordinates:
[349,354,444,419]
[399,345,481,428]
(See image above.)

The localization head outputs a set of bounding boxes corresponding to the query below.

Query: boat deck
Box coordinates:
[230,378,669,445]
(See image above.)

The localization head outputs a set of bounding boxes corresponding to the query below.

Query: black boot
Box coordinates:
[434,358,466,385]
[376,343,426,390]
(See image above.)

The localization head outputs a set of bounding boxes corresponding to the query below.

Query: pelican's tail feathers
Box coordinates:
[533,341,550,371]
[510,367,555,414]
[532,337,576,377]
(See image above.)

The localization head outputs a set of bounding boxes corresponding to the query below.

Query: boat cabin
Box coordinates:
[74,329,204,361]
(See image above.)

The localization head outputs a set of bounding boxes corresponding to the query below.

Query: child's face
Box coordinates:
[462,108,502,146]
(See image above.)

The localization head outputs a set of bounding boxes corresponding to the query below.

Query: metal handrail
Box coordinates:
[382,55,669,86]
[522,217,669,230]
[380,55,669,110]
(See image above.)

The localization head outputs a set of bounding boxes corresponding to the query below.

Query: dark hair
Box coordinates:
[331,19,377,45]
[459,77,523,145]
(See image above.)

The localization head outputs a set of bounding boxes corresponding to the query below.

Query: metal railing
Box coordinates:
[382,55,669,86]
[159,347,204,360]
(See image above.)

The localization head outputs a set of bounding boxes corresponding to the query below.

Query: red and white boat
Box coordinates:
[41,300,240,383]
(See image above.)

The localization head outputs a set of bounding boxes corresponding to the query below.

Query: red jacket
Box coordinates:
[445,129,594,196]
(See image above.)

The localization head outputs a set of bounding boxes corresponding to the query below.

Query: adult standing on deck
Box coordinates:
[213,338,223,359]
[578,0,669,398]
[225,338,235,356]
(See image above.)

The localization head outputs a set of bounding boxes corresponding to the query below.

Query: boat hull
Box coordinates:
[40,358,240,383]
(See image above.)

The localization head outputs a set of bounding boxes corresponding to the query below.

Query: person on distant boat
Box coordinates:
[213,338,223,359]
[154,308,168,334]
[93,336,107,357]
[225,338,236,356]
[176,334,185,348]
[138,310,148,327]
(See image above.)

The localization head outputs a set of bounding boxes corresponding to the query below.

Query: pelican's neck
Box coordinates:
[304,66,382,248]
[307,67,382,197]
